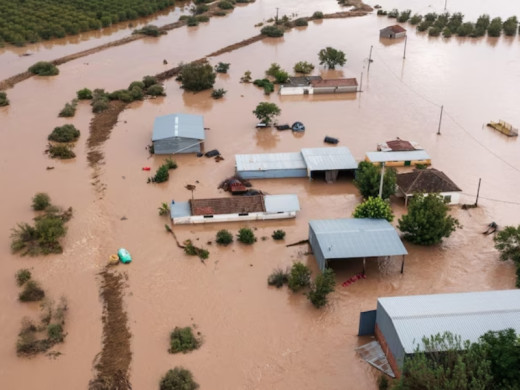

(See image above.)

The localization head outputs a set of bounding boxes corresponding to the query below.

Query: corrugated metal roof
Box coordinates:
[378,290,520,353]
[152,113,205,141]
[301,147,358,171]
[264,194,300,213]
[309,218,407,259]
[310,78,358,88]
[366,150,430,163]
[235,152,306,171]
[170,201,191,219]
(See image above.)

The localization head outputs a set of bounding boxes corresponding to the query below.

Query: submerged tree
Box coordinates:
[318,47,346,69]
[179,63,216,91]
[354,161,396,200]
[353,197,394,222]
[252,102,281,125]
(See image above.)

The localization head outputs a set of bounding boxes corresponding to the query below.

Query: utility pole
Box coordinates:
[444,0,448,11]
[403,35,408,59]
[378,162,385,198]
[367,45,373,72]
[475,178,481,206]
[359,71,363,92]
[437,105,444,135]
[275,7,279,23]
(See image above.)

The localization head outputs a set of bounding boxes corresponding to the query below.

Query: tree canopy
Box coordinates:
[318,47,346,69]
[179,63,216,91]
[252,102,281,125]
[494,225,520,287]
[354,161,396,200]
[353,197,394,222]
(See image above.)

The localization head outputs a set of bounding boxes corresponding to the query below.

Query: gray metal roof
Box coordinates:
[264,194,300,213]
[309,218,407,259]
[170,201,191,219]
[235,152,306,171]
[301,147,358,171]
[152,113,205,141]
[378,290,520,353]
[365,150,430,163]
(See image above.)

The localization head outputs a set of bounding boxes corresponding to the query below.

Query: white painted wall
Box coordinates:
[173,211,297,224]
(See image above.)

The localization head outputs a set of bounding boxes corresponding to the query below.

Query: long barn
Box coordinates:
[152,113,205,154]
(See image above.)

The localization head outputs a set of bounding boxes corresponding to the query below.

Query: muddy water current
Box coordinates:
[1,0,519,389]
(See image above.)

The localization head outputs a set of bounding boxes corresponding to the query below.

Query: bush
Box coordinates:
[388,9,399,18]
[16,269,32,286]
[47,323,64,343]
[133,24,163,37]
[410,14,423,25]
[294,18,308,27]
[187,16,199,26]
[179,63,216,92]
[32,192,51,211]
[214,62,230,73]
[130,86,144,100]
[293,61,314,74]
[47,144,76,159]
[397,9,411,23]
[503,16,517,36]
[58,101,77,117]
[211,88,227,99]
[237,227,256,244]
[91,89,109,113]
[143,75,159,88]
[253,79,274,94]
[28,61,59,76]
[183,240,209,260]
[261,25,284,37]
[77,88,93,99]
[307,268,335,308]
[160,367,199,390]
[169,326,201,354]
[194,4,209,14]
[153,165,170,183]
[442,27,453,37]
[128,81,145,90]
[216,229,233,245]
[429,27,441,36]
[147,84,166,96]
[267,268,289,288]
[312,11,324,19]
[19,280,45,302]
[287,262,311,292]
[0,91,9,106]
[272,230,286,240]
[218,1,234,10]
[164,158,177,170]
[48,124,80,142]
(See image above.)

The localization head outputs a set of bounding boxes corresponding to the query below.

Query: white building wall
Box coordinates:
[173,211,297,224]
[279,86,313,96]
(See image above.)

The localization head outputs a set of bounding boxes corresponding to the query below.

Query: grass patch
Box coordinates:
[48,124,80,142]
[168,326,201,354]
[267,268,289,288]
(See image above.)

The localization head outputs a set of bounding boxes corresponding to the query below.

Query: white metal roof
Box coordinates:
[264,194,300,213]
[235,152,306,171]
[170,201,191,219]
[365,150,430,163]
[152,113,205,141]
[378,290,520,353]
[309,218,407,259]
[301,147,358,171]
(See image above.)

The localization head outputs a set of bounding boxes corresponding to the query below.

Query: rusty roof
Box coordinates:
[386,139,415,151]
[190,195,265,215]
[381,25,407,33]
[397,169,461,194]
[310,78,358,88]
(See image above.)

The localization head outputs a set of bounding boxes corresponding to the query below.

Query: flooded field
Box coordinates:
[0,0,519,388]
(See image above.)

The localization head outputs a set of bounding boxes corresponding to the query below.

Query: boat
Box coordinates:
[117,248,132,264]
[487,120,518,137]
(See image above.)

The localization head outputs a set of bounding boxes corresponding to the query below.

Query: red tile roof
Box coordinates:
[386,25,406,33]
[397,169,462,194]
[190,195,265,215]
[310,78,358,88]
[386,139,415,151]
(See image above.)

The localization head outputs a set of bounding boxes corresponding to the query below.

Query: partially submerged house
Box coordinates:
[396,168,462,205]
[279,76,358,95]
[357,290,520,377]
[377,139,423,152]
[152,113,205,154]
[235,147,358,182]
[308,218,407,272]
[365,150,431,167]
[379,25,407,39]
[279,76,322,96]
[170,194,300,224]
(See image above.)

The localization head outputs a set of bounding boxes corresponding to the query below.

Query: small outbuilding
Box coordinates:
[310,78,358,94]
[152,113,205,154]
[279,76,322,96]
[396,168,462,205]
[308,218,407,272]
[379,25,407,39]
[365,150,431,167]
[301,147,358,182]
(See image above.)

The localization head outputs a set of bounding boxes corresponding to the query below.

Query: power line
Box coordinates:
[461,192,520,206]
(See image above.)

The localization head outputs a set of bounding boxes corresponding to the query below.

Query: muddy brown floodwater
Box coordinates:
[1,0,519,389]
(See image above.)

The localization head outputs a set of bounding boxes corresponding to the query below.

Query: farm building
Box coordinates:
[310,78,358,94]
[235,147,358,182]
[357,290,520,377]
[308,218,407,272]
[379,25,407,39]
[365,150,431,167]
[396,168,462,205]
[152,113,205,154]
[377,139,422,152]
[279,76,322,96]
[170,194,300,224]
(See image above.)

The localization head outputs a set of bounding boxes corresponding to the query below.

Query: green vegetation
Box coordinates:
[494,225,520,287]
[58,100,78,117]
[48,124,80,142]
[294,18,308,27]
[354,161,396,200]
[253,102,281,125]
[158,203,170,216]
[28,61,59,76]
[164,158,177,170]
[168,326,201,354]
[240,71,252,83]
[260,25,284,37]
[211,88,227,99]
[19,280,45,302]
[272,230,286,240]
[90,88,110,113]
[160,367,199,390]
[76,88,93,99]
[307,268,335,308]
[287,262,311,292]
[293,61,315,74]
[47,144,76,159]
[398,193,460,245]
[353,197,394,222]
[265,63,289,84]
[32,192,51,211]
[133,24,164,37]
[253,78,275,94]
[237,227,256,244]
[312,11,323,19]
[0,0,175,46]
[218,1,234,10]
[179,63,216,92]
[503,16,518,36]
[153,165,170,183]
[193,4,209,14]
[397,9,411,23]
[318,47,346,69]
[16,269,32,286]
[216,229,233,245]
[183,239,209,260]
[214,62,230,73]
[0,91,9,106]
[267,268,289,288]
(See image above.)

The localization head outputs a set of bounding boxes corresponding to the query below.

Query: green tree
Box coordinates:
[252,102,281,125]
[293,61,314,74]
[318,47,346,69]
[260,25,284,37]
[237,227,256,244]
[179,63,216,91]
[480,329,520,389]
[494,225,520,287]
[0,91,9,106]
[216,229,233,245]
[160,367,199,390]
[307,268,335,308]
[28,61,59,76]
[398,193,460,245]
[354,161,396,200]
[77,88,92,100]
[32,193,51,211]
[353,197,394,222]
[287,262,311,292]
[503,16,518,36]
[214,62,230,73]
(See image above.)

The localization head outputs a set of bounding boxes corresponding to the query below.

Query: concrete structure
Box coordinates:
[361,290,520,375]
[308,218,407,272]
[279,76,358,95]
[380,25,407,39]
[396,168,462,205]
[170,194,300,224]
[152,113,205,154]
[236,147,358,182]
[365,150,431,167]
[279,76,322,96]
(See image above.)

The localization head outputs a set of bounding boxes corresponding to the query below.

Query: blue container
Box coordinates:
[117,248,132,264]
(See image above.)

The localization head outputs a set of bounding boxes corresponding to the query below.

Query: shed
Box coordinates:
[308,218,407,272]
[360,290,520,376]
[235,152,307,179]
[279,76,322,96]
[302,147,358,182]
[396,168,462,205]
[380,25,407,39]
[152,113,205,154]
[365,150,431,167]
[310,78,358,94]
[377,139,422,152]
